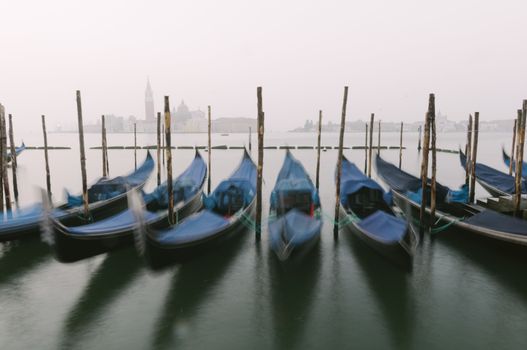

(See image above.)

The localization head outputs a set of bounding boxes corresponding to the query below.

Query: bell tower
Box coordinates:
[145,78,155,121]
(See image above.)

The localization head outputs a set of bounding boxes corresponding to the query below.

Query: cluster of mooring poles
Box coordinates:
[418,94,437,235]
[513,102,527,217]
[101,115,109,177]
[0,104,13,215]
[0,104,32,214]
[0,103,58,212]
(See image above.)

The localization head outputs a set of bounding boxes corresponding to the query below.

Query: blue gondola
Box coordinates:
[459,151,526,197]
[134,150,257,268]
[1,152,154,243]
[338,156,413,266]
[502,148,527,179]
[268,151,322,260]
[43,151,206,262]
[376,155,527,246]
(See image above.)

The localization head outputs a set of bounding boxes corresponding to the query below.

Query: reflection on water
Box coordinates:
[269,242,321,350]
[0,238,51,285]
[435,229,527,305]
[344,233,414,349]
[151,230,250,350]
[61,248,144,349]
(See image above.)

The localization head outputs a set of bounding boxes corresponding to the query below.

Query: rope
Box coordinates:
[430,217,464,234]
[409,215,465,234]
[321,210,360,228]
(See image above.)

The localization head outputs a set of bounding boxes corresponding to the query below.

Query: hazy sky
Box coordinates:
[1,0,526,131]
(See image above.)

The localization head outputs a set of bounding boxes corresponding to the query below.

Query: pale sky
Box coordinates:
[0,0,526,131]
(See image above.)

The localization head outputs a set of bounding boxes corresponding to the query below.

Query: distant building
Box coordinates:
[145,78,155,122]
[78,80,257,134]
[435,110,457,132]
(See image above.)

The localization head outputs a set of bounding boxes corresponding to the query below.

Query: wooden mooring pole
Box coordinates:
[162,125,165,166]
[419,94,433,235]
[157,112,161,186]
[255,87,264,239]
[207,105,212,194]
[368,113,374,177]
[101,115,107,177]
[465,115,473,187]
[418,125,422,151]
[509,119,517,176]
[377,120,381,155]
[316,110,322,191]
[76,90,89,219]
[0,109,11,213]
[249,127,252,152]
[104,120,109,176]
[0,105,4,214]
[42,115,51,200]
[430,111,437,225]
[469,112,479,203]
[399,122,403,169]
[8,114,18,204]
[165,97,174,224]
[134,123,137,171]
[333,86,348,238]
[364,123,368,174]
[514,104,526,217]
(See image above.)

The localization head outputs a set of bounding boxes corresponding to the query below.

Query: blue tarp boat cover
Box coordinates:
[339,157,392,206]
[464,209,527,236]
[0,203,68,239]
[156,210,230,244]
[356,210,407,243]
[405,185,468,205]
[269,209,322,251]
[65,152,207,235]
[269,151,321,255]
[67,151,155,206]
[143,152,207,209]
[270,151,319,209]
[155,150,256,245]
[203,150,256,213]
[459,151,527,195]
[502,148,527,179]
[67,209,161,235]
[375,154,463,204]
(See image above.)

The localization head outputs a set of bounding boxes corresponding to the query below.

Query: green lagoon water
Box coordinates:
[1,131,526,349]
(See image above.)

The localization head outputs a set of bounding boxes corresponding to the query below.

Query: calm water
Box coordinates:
[1,131,527,350]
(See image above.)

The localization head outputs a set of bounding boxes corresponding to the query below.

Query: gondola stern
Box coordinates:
[39,187,57,246]
[127,188,148,256]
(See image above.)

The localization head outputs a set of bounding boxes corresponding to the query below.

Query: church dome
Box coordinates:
[177,100,190,114]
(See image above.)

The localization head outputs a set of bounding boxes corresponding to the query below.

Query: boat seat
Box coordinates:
[276,190,313,216]
[348,188,388,218]
[216,185,245,216]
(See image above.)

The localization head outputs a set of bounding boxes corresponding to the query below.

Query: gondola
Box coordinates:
[133,149,257,268]
[338,156,413,266]
[502,148,527,178]
[44,151,206,262]
[1,152,154,243]
[376,155,527,246]
[268,150,321,261]
[459,151,526,197]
